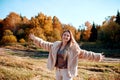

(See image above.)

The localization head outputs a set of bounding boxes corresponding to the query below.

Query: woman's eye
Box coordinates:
[64,34,66,36]
[67,35,69,37]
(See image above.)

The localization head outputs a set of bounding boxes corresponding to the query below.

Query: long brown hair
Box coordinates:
[61,30,79,59]
[62,30,77,47]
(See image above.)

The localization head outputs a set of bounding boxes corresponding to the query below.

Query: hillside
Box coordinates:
[0,47,120,80]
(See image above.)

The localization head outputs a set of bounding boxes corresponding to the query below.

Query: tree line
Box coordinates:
[0,11,120,49]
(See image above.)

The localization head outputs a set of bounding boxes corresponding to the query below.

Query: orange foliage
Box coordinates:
[1,35,17,43]
[2,12,21,33]
[75,31,81,42]
[52,16,63,34]
[82,21,92,41]
[19,38,26,43]
[1,12,81,43]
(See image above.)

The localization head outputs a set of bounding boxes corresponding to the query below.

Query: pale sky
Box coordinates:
[0,0,120,28]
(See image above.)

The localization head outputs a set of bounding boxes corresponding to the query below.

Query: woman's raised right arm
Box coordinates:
[78,49,104,62]
[29,34,53,51]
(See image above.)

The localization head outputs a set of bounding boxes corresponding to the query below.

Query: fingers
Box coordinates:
[101,52,104,55]
[29,34,35,40]
[101,53,105,62]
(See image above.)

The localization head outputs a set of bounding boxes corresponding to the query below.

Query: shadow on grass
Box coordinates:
[6,48,49,59]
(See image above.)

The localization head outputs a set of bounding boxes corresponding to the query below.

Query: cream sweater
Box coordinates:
[33,36,103,77]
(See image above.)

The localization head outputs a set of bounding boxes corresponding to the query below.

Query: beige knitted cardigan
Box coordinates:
[33,36,103,77]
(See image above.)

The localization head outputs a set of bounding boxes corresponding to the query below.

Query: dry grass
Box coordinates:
[0,54,55,80]
[75,60,120,80]
[0,48,120,80]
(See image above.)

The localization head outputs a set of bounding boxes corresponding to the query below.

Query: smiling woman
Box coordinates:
[29,29,104,80]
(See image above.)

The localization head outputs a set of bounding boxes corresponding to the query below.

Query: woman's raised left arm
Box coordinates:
[78,49,104,62]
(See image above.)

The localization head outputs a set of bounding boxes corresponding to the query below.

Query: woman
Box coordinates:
[29,30,104,80]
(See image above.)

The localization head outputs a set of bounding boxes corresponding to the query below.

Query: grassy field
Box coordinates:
[0,46,120,80]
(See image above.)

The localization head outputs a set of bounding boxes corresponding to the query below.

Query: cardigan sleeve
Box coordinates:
[78,49,103,62]
[32,36,53,51]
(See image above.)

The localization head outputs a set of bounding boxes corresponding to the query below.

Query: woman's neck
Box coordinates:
[62,41,67,47]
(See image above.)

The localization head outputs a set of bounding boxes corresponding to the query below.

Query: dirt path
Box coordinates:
[0,48,6,55]
[104,57,120,62]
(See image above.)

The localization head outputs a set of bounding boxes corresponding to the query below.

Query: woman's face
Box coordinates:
[62,31,71,42]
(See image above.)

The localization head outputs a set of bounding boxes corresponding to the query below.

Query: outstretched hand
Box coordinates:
[29,34,35,40]
[101,52,105,62]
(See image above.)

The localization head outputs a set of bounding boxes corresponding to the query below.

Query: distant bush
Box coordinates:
[1,35,17,44]
[19,38,26,43]
[1,30,17,44]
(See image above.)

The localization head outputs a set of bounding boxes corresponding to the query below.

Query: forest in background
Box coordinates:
[0,11,120,50]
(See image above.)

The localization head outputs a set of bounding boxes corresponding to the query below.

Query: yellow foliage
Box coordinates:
[3,30,13,36]
[19,38,26,43]
[82,21,92,41]
[52,28,61,41]
[1,35,17,44]
[38,34,47,41]
[63,24,76,37]
[75,31,81,42]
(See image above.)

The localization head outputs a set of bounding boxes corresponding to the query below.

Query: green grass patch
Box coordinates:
[80,42,120,58]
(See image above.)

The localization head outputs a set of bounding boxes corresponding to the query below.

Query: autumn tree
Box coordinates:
[103,16,116,25]
[98,21,120,48]
[0,19,3,40]
[63,24,76,36]
[75,30,81,42]
[1,30,17,44]
[21,16,29,24]
[30,13,53,41]
[82,21,92,41]
[16,29,25,40]
[51,28,61,42]
[62,24,81,42]
[52,16,63,34]
[29,27,46,40]
[13,15,30,42]
[43,16,53,37]
[2,12,22,33]
[37,13,46,28]
[20,16,30,30]
[30,17,37,28]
